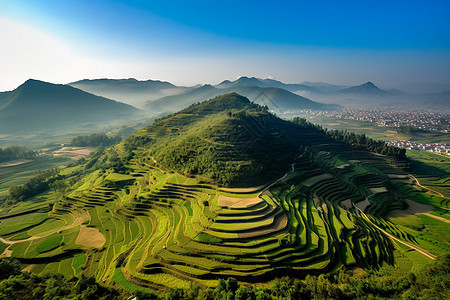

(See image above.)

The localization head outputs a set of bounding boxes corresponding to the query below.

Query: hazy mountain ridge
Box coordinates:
[145,84,338,113]
[217,76,320,93]
[0,79,138,133]
[338,81,391,95]
[69,78,191,108]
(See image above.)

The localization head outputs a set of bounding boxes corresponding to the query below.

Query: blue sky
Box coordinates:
[1,0,449,90]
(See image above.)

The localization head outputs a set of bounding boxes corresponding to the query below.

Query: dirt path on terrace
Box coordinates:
[410,174,445,198]
[421,213,450,223]
[22,264,34,272]
[354,205,436,260]
[200,137,225,146]
[0,247,12,258]
[0,236,44,245]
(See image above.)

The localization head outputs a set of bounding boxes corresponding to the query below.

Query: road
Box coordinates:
[353,204,436,260]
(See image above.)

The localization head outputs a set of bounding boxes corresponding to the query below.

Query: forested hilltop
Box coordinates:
[123,93,405,187]
[124,93,305,186]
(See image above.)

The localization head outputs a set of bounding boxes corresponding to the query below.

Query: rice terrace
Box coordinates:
[1,1,450,298]
[0,94,448,298]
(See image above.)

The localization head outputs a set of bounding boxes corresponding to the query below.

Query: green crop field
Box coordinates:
[0,155,70,197]
[2,148,445,291]
[0,95,448,295]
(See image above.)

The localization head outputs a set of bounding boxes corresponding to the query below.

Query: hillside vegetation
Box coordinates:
[0,93,447,295]
[128,93,306,186]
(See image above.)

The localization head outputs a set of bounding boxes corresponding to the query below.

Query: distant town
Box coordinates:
[298,108,450,132]
[289,107,450,155]
[385,140,450,155]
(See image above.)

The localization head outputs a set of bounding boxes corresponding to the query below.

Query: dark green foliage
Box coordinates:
[0,266,120,300]
[0,255,448,299]
[122,95,406,187]
[395,125,420,134]
[71,133,121,147]
[326,128,406,159]
[0,146,38,162]
[0,258,21,280]
[403,254,450,299]
[197,234,222,243]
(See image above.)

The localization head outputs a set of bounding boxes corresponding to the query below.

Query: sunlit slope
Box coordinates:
[0,93,447,292]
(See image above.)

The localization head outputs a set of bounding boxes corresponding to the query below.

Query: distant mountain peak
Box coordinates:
[339,81,389,95]
[22,78,47,86]
[365,81,375,86]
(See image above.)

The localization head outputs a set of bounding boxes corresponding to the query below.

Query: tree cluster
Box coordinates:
[1,254,448,299]
[0,146,38,162]
[326,129,406,159]
[0,258,120,300]
[395,125,420,134]
[71,133,121,147]
[291,117,406,159]
[6,168,59,203]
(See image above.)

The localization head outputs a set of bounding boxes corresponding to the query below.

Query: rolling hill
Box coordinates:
[131,93,306,186]
[0,79,138,133]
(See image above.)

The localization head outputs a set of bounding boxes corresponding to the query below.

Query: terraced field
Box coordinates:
[1,96,448,293]
[2,139,446,292]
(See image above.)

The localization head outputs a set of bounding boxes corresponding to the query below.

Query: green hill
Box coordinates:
[128,93,307,186]
[0,79,138,133]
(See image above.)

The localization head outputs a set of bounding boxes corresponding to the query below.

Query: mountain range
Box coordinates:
[145,84,339,113]
[70,78,190,108]
[1,76,448,137]
[69,76,450,110]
